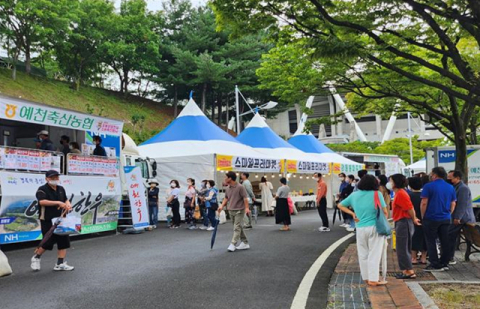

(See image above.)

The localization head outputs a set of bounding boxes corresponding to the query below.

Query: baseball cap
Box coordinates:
[37,130,49,136]
[45,170,60,178]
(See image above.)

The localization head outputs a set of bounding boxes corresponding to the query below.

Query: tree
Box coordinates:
[211,0,480,177]
[0,0,74,76]
[54,0,115,90]
[101,0,160,95]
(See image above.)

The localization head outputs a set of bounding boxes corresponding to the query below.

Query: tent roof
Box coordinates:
[138,99,272,159]
[237,113,325,161]
[406,158,426,173]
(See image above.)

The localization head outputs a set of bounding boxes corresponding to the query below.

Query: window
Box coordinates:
[288,110,298,134]
[135,160,149,179]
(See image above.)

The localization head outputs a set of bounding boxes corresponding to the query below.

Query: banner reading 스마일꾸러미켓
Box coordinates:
[286,160,330,174]
[216,155,284,173]
[0,172,121,244]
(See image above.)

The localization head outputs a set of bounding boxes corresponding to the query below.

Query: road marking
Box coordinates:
[290,233,355,309]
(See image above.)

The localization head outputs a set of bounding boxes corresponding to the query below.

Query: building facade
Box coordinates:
[266,95,443,143]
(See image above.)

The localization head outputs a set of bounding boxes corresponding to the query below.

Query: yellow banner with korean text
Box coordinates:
[286,160,330,174]
[216,154,284,173]
[332,163,365,174]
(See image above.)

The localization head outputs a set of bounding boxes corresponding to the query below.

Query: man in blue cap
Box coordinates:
[30,170,74,271]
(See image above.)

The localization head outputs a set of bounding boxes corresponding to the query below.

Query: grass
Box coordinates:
[0,68,174,143]
[421,283,480,309]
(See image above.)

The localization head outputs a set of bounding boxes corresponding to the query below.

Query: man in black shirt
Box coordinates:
[30,170,74,271]
[59,135,71,156]
[37,130,55,151]
[93,136,107,157]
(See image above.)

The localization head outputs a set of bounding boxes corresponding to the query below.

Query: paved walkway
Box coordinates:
[327,240,480,309]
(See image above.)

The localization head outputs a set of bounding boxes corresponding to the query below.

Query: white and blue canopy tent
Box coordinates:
[236,113,337,203]
[138,99,281,219]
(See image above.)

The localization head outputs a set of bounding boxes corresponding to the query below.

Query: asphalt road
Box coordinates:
[0,210,352,309]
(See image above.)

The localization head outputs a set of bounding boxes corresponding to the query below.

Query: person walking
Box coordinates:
[197,180,210,230]
[241,173,255,229]
[184,178,197,230]
[274,177,291,231]
[389,174,421,279]
[339,175,355,231]
[446,170,476,265]
[147,180,160,229]
[408,177,427,265]
[259,176,274,216]
[218,171,250,252]
[315,173,329,232]
[30,170,74,271]
[204,180,219,231]
[167,180,181,229]
[421,167,456,272]
[338,175,389,286]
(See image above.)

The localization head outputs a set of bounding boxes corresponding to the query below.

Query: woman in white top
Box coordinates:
[260,176,274,216]
[167,180,181,228]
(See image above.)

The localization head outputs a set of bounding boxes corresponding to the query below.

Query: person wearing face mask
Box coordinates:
[30,170,74,272]
[389,174,421,279]
[167,180,181,228]
[378,175,392,214]
[197,180,210,230]
[337,173,348,227]
[184,178,197,230]
[147,180,160,229]
[92,136,107,157]
[314,173,329,232]
[204,180,219,231]
[421,167,457,272]
[59,135,71,156]
[37,130,55,151]
[340,175,356,231]
[69,142,82,154]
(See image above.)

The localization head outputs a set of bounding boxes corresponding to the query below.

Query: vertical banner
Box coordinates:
[124,166,149,229]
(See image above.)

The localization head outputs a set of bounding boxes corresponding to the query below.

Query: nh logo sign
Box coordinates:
[3,234,19,242]
[439,150,456,163]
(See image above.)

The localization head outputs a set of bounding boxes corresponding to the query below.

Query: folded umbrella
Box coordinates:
[210,218,220,250]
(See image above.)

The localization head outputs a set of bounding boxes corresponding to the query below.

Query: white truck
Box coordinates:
[338,152,405,177]
[0,94,156,244]
[426,146,480,219]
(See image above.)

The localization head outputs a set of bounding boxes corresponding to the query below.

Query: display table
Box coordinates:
[271,195,317,210]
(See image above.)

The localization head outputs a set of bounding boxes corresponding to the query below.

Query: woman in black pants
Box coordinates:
[167,180,181,228]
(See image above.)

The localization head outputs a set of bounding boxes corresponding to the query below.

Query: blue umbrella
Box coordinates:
[210,218,220,250]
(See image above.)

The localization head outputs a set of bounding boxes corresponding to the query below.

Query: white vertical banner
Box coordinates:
[124,166,149,229]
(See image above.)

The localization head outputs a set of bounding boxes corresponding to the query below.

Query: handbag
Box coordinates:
[210,202,219,211]
[52,213,81,236]
[193,205,201,220]
[374,191,392,236]
[0,250,12,277]
[166,207,173,219]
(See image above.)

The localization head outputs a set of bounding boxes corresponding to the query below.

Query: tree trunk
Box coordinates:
[25,45,31,74]
[211,90,216,121]
[225,95,229,132]
[454,126,469,182]
[123,69,129,97]
[173,86,178,117]
[201,83,207,112]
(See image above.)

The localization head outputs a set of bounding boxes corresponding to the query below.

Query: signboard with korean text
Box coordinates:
[0,99,123,136]
[124,166,149,229]
[0,147,60,172]
[67,154,119,177]
[332,163,365,175]
[0,172,121,244]
[286,160,330,174]
[216,155,283,173]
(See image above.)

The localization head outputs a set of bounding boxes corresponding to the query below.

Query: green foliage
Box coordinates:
[328,138,446,164]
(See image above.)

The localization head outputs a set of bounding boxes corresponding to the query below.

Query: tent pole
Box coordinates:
[235,85,241,134]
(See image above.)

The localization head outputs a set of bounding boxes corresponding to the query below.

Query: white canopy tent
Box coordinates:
[405,158,426,175]
[138,99,281,219]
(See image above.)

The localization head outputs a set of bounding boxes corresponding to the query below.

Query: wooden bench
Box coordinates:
[463,224,480,261]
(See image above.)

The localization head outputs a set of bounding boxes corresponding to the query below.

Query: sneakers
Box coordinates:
[346,227,355,232]
[207,226,215,231]
[53,262,74,271]
[236,242,250,250]
[423,265,444,272]
[449,260,457,265]
[153,225,157,229]
[31,255,41,271]
[319,227,331,232]
[188,225,198,230]
[227,244,236,252]
[199,226,208,230]
[244,225,252,230]
[339,223,348,227]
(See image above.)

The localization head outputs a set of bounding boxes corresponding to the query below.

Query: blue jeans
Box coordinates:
[207,208,217,227]
[149,206,158,226]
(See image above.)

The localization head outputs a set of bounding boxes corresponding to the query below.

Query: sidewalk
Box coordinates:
[327,241,480,308]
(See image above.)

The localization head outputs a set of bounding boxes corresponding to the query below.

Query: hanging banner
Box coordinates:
[0,99,123,136]
[216,154,283,173]
[286,160,330,174]
[0,172,121,244]
[67,154,119,177]
[332,163,365,175]
[124,166,149,229]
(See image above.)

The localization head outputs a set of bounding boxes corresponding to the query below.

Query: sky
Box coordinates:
[113,0,207,11]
